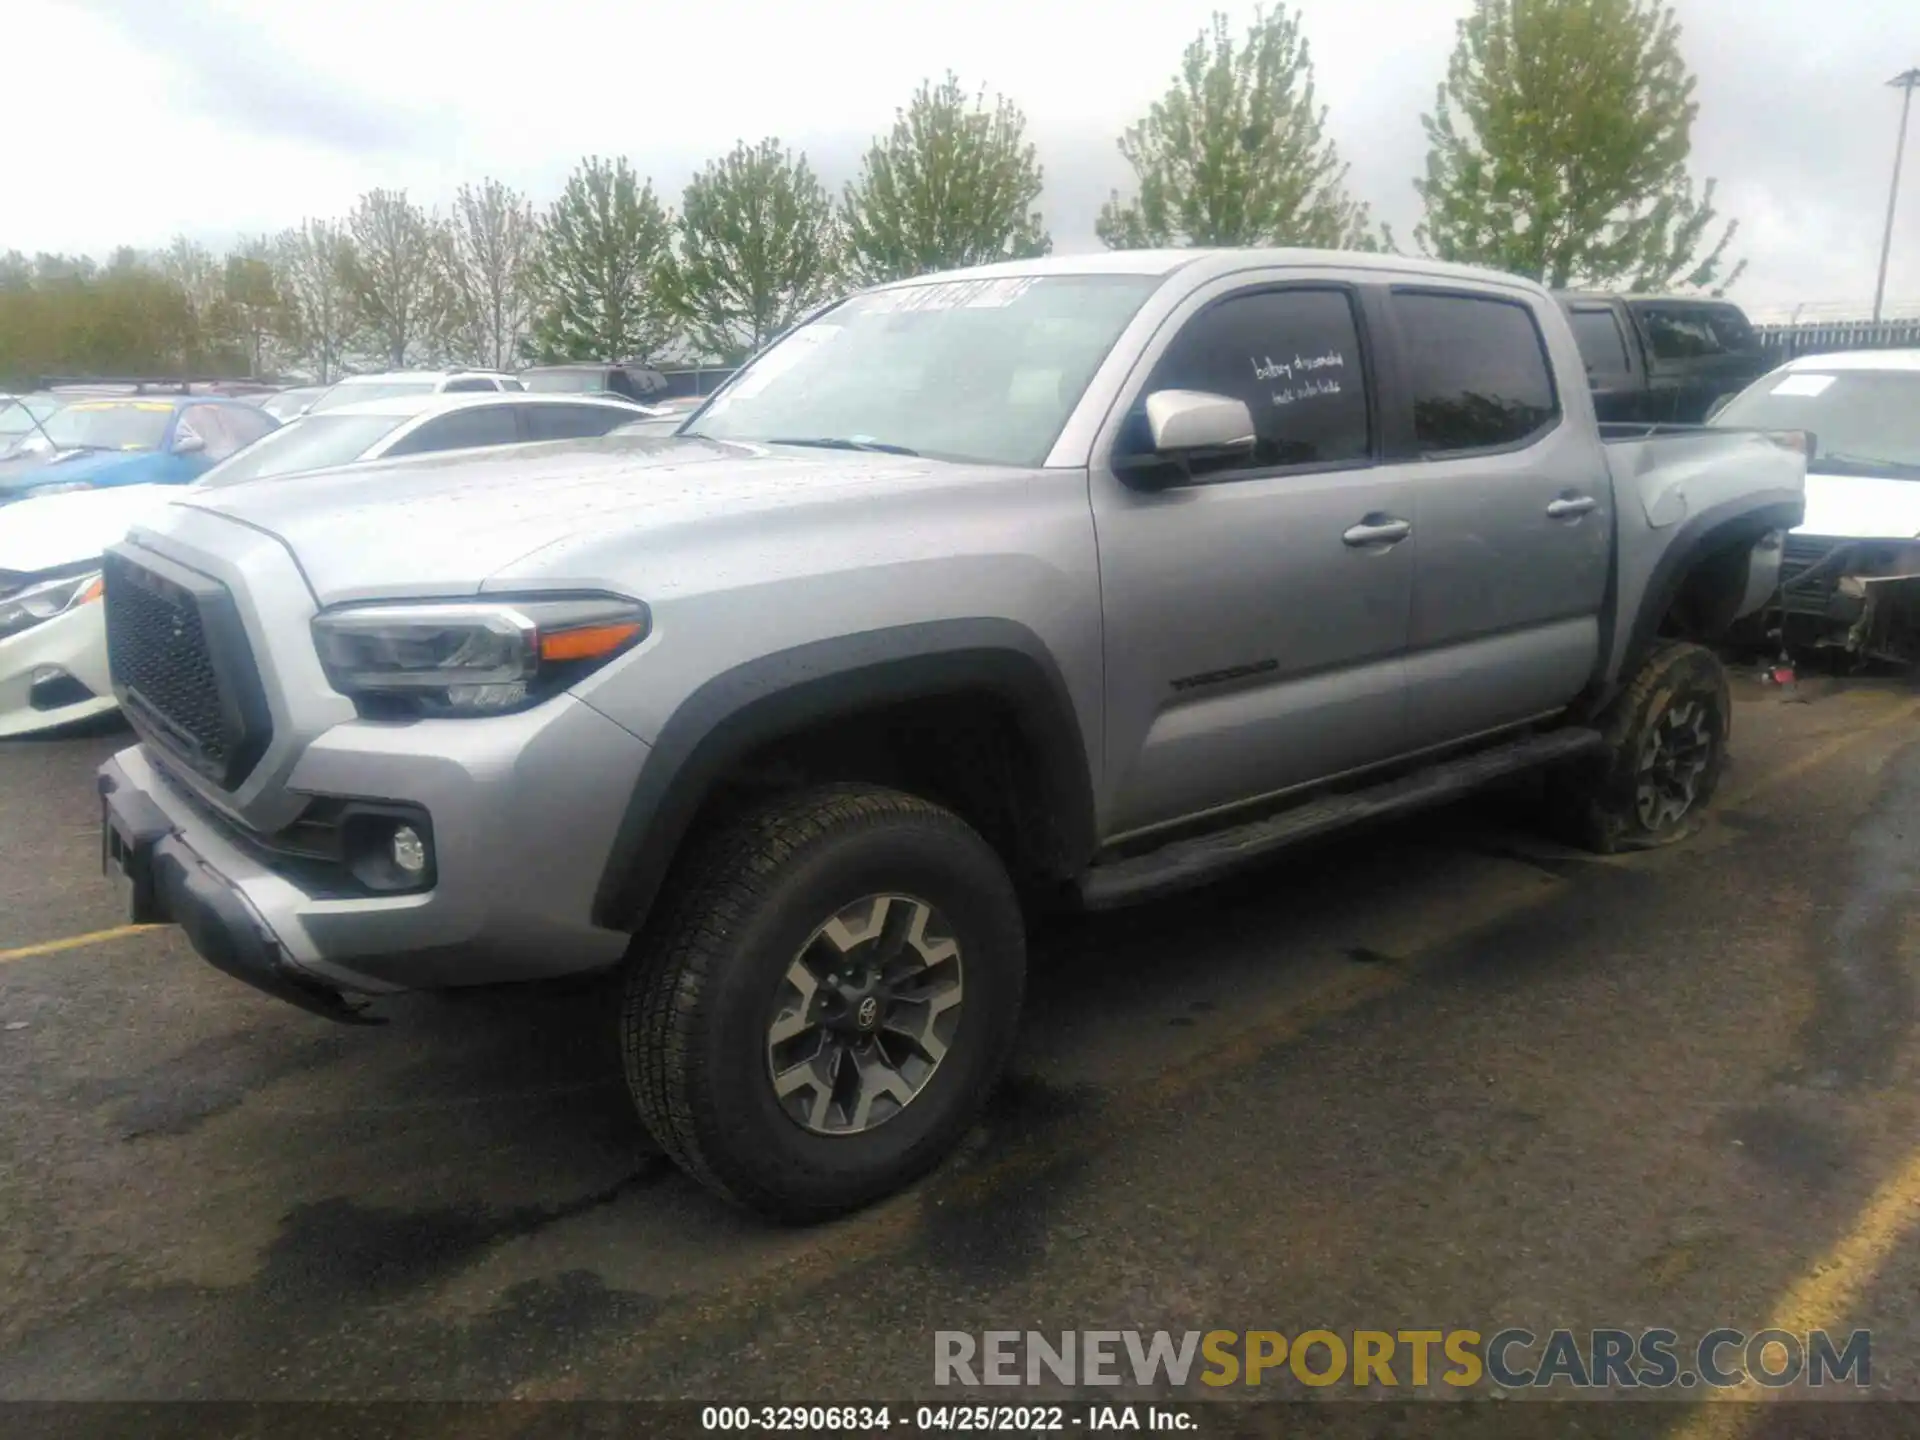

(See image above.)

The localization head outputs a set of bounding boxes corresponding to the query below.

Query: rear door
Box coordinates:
[1092,272,1415,839]
[1387,286,1611,750]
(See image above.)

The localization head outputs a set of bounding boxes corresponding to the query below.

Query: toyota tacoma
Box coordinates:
[96,250,1806,1219]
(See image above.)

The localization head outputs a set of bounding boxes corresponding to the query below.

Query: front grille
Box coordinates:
[103,549,272,788]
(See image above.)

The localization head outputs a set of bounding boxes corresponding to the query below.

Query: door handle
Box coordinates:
[1343,516,1413,548]
[1547,495,1598,520]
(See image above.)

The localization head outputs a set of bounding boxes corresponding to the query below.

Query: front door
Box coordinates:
[1091,278,1415,841]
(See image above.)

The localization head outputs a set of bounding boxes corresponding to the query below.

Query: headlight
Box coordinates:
[0,570,104,641]
[310,594,649,716]
[27,482,96,497]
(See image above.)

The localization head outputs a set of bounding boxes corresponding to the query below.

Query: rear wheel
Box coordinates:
[621,784,1026,1221]
[1553,641,1731,854]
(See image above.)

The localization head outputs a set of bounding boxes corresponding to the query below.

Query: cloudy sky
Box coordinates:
[7,0,1916,316]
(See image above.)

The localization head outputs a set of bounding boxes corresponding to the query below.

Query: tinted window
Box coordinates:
[523,403,636,441]
[1139,287,1371,472]
[443,376,498,393]
[386,405,522,456]
[1393,292,1559,453]
[1635,303,1758,361]
[1569,308,1631,375]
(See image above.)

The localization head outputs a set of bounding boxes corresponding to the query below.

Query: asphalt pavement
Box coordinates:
[3,677,1920,1427]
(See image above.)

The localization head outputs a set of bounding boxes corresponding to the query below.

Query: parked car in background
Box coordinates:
[96,248,1802,1218]
[1556,292,1770,424]
[306,369,524,412]
[197,391,657,488]
[0,392,648,739]
[518,362,670,403]
[0,396,278,505]
[1709,350,1920,665]
[258,385,332,423]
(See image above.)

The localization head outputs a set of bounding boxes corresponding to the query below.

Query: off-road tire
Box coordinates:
[1552,641,1731,854]
[621,784,1026,1221]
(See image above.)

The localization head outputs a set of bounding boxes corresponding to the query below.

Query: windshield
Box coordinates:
[690,274,1161,466]
[199,412,404,485]
[308,380,437,412]
[1713,369,1920,477]
[40,401,173,451]
[0,396,62,437]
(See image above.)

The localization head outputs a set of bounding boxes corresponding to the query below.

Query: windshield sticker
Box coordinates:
[1772,374,1837,398]
[861,277,1038,315]
[70,400,171,412]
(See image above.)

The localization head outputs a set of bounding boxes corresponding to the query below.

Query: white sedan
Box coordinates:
[0,391,653,737]
[1709,350,1920,664]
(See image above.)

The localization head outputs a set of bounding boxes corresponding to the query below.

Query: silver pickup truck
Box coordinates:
[95,250,1806,1219]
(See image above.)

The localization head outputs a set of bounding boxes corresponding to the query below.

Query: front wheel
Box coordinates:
[1552,641,1731,854]
[621,784,1027,1221]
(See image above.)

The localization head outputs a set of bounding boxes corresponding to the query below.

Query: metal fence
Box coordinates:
[1754,317,1920,362]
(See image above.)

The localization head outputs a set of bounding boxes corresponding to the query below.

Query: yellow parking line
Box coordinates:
[0,924,161,965]
[1671,1144,1920,1438]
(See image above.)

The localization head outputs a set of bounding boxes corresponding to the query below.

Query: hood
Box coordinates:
[0,483,181,573]
[1797,470,1920,541]
[0,447,151,496]
[167,436,978,603]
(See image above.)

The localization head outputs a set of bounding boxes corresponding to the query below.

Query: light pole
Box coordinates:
[1874,68,1920,324]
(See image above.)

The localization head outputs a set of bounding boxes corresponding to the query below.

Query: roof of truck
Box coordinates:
[875,248,1550,294]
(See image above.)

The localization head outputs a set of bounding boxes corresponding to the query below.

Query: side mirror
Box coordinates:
[172,430,206,455]
[1145,389,1258,457]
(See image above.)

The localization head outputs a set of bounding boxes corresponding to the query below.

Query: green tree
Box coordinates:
[340,188,457,368]
[222,238,291,378]
[1098,7,1376,251]
[1413,0,1743,292]
[841,74,1050,285]
[275,218,357,382]
[674,139,840,363]
[448,178,539,371]
[529,156,676,363]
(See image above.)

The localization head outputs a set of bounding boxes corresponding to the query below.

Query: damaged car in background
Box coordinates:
[1709,352,1920,667]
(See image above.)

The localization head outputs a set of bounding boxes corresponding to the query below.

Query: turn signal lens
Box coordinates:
[540,622,643,663]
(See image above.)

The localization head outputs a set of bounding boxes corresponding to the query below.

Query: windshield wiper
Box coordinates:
[1817,452,1920,478]
[764,436,920,457]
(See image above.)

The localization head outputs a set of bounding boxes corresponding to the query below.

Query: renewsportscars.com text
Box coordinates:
[933,1328,1871,1391]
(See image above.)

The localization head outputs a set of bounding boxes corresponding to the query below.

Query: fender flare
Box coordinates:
[1616,496,1805,686]
[590,619,1097,932]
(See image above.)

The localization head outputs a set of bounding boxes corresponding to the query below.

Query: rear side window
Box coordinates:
[442,376,498,393]
[523,404,635,441]
[1568,308,1631,376]
[1392,291,1559,454]
[1635,303,1758,361]
[1141,286,1372,472]
[385,405,522,456]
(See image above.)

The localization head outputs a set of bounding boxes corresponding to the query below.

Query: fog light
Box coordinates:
[391,825,427,876]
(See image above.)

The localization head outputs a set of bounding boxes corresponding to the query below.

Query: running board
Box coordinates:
[1079,728,1606,911]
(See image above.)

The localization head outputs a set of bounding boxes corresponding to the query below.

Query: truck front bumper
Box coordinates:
[96,694,650,1017]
